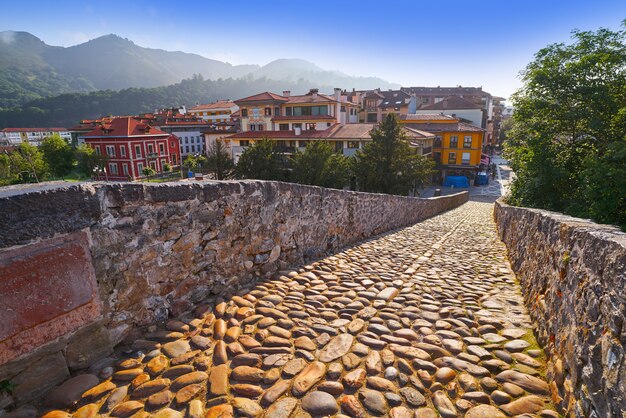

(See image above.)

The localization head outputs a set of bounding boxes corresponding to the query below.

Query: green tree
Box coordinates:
[75,144,108,179]
[184,154,207,172]
[206,141,235,180]
[6,143,48,183]
[142,166,156,179]
[352,114,435,195]
[505,23,626,229]
[235,138,285,181]
[162,162,172,173]
[291,141,351,189]
[40,134,74,177]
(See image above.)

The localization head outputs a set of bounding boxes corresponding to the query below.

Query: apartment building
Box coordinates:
[1,128,72,146]
[187,100,239,123]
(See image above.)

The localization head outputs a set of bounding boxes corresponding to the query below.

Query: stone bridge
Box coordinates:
[0,181,623,417]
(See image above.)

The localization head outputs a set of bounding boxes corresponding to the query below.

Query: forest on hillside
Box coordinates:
[0,75,323,128]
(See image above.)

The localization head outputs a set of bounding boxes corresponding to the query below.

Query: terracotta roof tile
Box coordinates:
[235,92,288,103]
[83,117,169,137]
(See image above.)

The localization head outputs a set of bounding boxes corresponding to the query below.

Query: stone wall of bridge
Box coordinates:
[494,199,626,417]
[0,181,468,406]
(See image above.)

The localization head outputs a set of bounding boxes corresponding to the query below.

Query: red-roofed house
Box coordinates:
[234,88,358,133]
[83,117,179,180]
[187,100,239,123]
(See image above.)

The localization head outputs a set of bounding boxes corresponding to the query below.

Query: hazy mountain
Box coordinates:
[0,31,399,109]
[253,58,399,91]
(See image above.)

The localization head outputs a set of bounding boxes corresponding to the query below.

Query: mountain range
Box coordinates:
[0,31,399,109]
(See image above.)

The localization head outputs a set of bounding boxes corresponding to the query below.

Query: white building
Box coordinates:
[1,128,72,146]
[187,101,239,124]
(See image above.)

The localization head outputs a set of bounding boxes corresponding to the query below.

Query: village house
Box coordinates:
[400,114,486,182]
[83,117,179,180]
[187,100,239,123]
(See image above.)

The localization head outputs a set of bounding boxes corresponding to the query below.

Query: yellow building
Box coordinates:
[400,114,486,180]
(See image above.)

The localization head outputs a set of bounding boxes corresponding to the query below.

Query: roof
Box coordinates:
[403,127,436,139]
[2,127,68,132]
[419,96,482,110]
[322,123,375,139]
[378,90,412,109]
[225,123,437,141]
[402,121,484,133]
[401,86,491,98]
[235,92,288,103]
[189,100,237,111]
[285,93,338,104]
[83,117,169,138]
[401,114,458,122]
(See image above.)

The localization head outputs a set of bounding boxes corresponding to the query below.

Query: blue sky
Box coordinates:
[1,0,625,99]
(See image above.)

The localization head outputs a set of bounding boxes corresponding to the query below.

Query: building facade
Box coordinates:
[1,128,72,146]
[235,88,358,134]
[400,114,486,181]
[347,89,417,123]
[187,100,239,123]
[83,117,179,181]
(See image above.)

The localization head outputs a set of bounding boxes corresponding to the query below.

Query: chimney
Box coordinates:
[283,90,290,97]
[309,88,319,99]
[334,87,341,102]
[294,126,301,136]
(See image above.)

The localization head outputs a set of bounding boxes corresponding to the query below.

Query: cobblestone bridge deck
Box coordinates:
[44,201,557,417]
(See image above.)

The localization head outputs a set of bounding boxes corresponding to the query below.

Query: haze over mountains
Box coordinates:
[0,31,399,109]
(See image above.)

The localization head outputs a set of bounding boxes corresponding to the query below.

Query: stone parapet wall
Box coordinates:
[0,181,468,405]
[494,199,626,417]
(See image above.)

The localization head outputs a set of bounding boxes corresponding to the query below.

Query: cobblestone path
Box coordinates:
[45,202,557,417]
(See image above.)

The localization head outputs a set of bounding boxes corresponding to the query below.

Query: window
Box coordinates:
[305,123,316,131]
[147,144,154,155]
[250,124,256,131]
[94,146,101,155]
[120,145,126,157]
[340,106,346,112]
[265,108,271,116]
[279,124,289,131]
[434,136,442,147]
[240,140,250,147]
[185,146,189,153]
[108,163,118,175]
[347,141,360,149]
[134,145,142,158]
[448,152,457,165]
[159,143,165,155]
[435,96,443,103]
[462,152,471,165]
[433,152,442,163]
[138,163,144,173]
[274,107,280,116]
[464,136,473,148]
[106,145,115,157]
[449,135,458,148]
[257,124,265,131]
[286,107,292,116]
[334,141,344,151]
[191,145,195,153]
[122,164,129,176]
[241,109,248,117]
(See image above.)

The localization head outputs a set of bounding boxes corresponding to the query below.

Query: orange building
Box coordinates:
[400,114,486,181]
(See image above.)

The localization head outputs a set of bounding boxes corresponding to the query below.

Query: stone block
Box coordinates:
[64,323,112,370]
[0,231,101,364]
[11,351,69,404]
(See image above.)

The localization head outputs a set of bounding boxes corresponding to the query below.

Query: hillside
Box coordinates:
[0,76,347,129]
[0,31,398,109]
